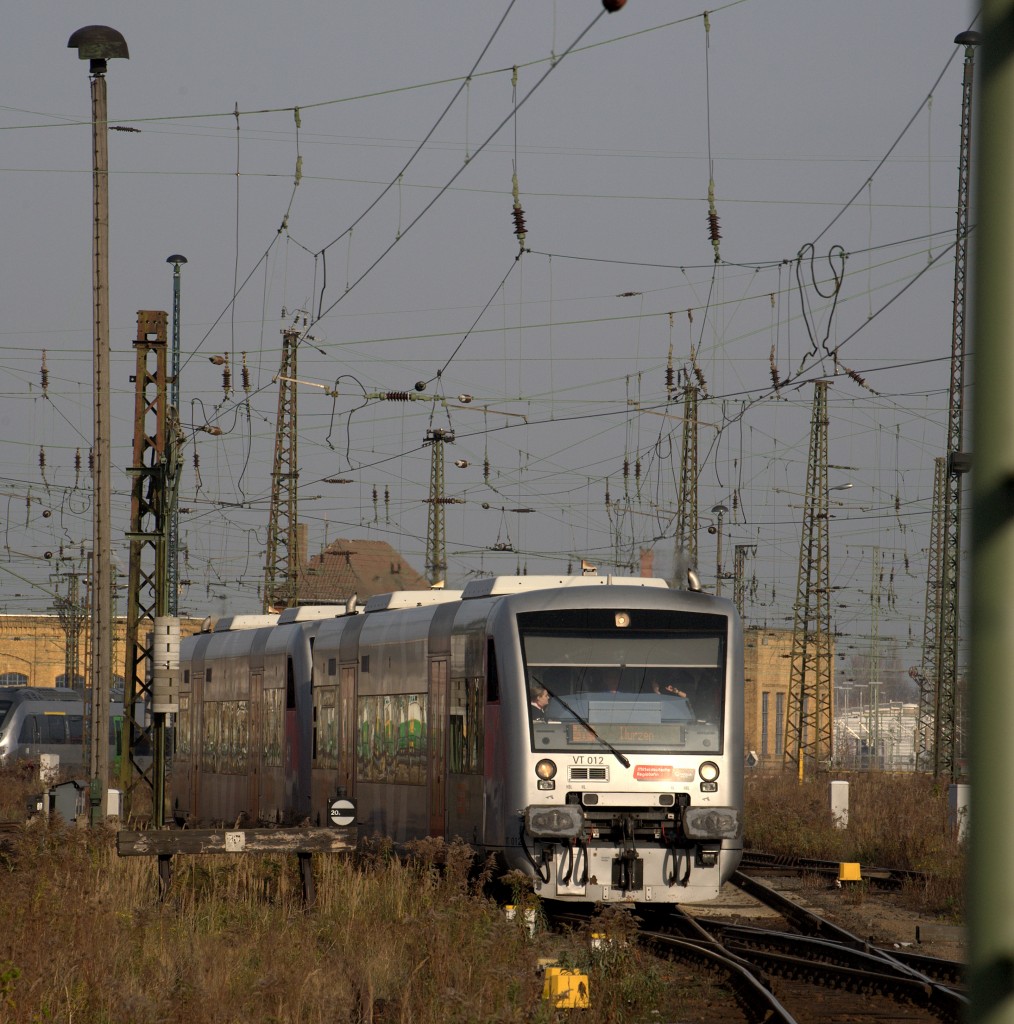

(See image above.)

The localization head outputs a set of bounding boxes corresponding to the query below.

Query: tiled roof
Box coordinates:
[296,538,429,602]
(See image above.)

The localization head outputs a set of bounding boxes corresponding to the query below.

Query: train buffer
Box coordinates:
[117,826,357,905]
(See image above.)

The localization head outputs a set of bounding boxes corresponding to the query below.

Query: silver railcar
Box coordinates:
[0,686,126,771]
[174,576,743,904]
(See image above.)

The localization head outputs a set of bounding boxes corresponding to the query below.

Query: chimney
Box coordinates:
[639,547,654,578]
[296,523,309,572]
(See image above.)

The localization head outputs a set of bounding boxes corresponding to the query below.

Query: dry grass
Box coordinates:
[744,769,965,919]
[0,764,964,1022]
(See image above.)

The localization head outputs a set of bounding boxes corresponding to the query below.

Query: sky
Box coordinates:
[0,0,976,683]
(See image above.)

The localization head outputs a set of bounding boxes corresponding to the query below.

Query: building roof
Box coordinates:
[295,538,429,603]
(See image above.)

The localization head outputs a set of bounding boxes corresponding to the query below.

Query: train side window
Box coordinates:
[286,659,296,710]
[19,715,40,745]
[67,715,83,744]
[486,639,499,703]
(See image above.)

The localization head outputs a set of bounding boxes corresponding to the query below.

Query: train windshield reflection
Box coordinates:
[519,619,726,755]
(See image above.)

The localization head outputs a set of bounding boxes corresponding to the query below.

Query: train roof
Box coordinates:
[205,613,279,633]
[460,575,669,599]
[276,604,356,624]
[364,590,464,612]
[0,686,82,703]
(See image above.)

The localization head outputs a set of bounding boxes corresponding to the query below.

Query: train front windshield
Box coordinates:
[518,607,728,756]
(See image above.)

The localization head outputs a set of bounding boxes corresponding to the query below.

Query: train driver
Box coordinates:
[529,683,550,722]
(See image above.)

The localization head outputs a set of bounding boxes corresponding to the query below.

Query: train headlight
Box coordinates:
[698,761,720,783]
[535,759,557,781]
[615,611,630,628]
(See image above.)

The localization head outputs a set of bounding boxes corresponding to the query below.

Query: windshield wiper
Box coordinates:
[534,677,630,769]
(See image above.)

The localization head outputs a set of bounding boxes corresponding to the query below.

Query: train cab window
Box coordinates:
[486,639,499,703]
[517,608,728,755]
[19,715,40,745]
[286,659,296,710]
[67,716,84,744]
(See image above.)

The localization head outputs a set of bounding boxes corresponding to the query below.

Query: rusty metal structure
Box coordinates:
[120,310,171,818]
[423,427,455,585]
[264,329,301,611]
[784,380,833,780]
[674,386,699,573]
[932,32,979,781]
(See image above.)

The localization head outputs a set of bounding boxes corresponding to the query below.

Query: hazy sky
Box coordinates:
[0,1,974,675]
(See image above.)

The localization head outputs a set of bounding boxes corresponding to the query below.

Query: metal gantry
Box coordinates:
[784,380,834,780]
[916,456,946,770]
[166,255,187,616]
[674,386,699,573]
[424,428,455,585]
[121,310,170,815]
[264,328,301,611]
[935,32,978,781]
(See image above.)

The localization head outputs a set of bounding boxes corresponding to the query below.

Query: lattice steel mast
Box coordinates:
[674,386,699,573]
[915,456,946,770]
[784,380,833,780]
[936,32,978,780]
[264,328,301,611]
[120,311,170,816]
[424,428,455,585]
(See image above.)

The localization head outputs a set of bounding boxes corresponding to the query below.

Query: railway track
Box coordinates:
[550,868,966,1023]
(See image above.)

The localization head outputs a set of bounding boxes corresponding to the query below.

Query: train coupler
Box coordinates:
[611,847,643,892]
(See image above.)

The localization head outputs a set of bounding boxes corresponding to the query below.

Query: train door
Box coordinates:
[427,657,448,836]
[248,670,262,818]
[339,664,357,798]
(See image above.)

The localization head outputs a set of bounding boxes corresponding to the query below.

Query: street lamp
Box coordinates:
[710,503,729,596]
[68,24,128,825]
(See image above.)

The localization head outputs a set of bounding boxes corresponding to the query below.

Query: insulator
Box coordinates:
[512,205,527,237]
[40,351,49,394]
[602,0,627,11]
[74,449,81,473]
[634,459,641,482]
[241,353,251,393]
[222,356,232,395]
[384,486,390,524]
[386,392,409,401]
[483,458,490,481]
[372,486,378,504]
[665,342,674,392]
[769,345,782,391]
[88,449,94,473]
[604,486,611,506]
[193,450,200,471]
[623,459,629,479]
[707,210,721,244]
[732,491,739,512]
[39,447,46,471]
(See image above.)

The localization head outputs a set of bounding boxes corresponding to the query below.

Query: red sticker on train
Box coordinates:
[633,765,695,782]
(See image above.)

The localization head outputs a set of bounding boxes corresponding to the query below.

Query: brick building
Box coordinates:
[743,625,836,768]
[0,615,203,694]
